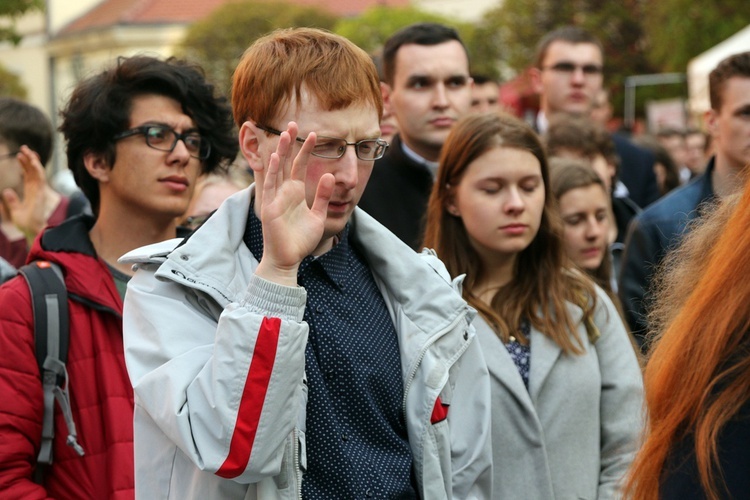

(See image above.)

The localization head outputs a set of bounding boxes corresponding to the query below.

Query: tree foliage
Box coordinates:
[178,0,337,97]
[0,62,27,99]
[335,6,503,80]
[642,0,750,72]
[481,0,660,116]
[0,0,43,45]
[484,0,652,79]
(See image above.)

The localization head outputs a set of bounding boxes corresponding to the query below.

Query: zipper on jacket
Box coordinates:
[294,427,303,499]
[401,310,471,417]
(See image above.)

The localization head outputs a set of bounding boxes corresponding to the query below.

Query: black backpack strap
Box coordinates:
[19,261,84,467]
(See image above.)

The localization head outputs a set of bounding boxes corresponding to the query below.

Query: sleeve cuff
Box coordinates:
[241,274,307,322]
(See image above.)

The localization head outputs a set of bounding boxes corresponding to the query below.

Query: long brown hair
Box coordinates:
[625,181,750,499]
[423,113,595,354]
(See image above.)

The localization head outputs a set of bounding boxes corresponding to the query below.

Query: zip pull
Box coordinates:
[44,357,86,457]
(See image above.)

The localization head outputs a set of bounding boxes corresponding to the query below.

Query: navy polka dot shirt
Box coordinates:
[244,205,416,499]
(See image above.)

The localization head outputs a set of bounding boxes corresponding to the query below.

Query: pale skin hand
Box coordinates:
[254,122,335,287]
[1,145,49,245]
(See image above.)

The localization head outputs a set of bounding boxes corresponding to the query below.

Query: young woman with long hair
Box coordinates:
[422,112,643,499]
[550,158,615,293]
[626,183,750,499]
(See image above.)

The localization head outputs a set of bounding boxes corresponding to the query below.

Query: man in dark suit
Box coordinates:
[530,26,659,209]
[619,51,750,349]
[358,23,473,249]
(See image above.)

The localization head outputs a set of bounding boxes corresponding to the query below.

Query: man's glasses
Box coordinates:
[113,125,211,160]
[543,62,603,76]
[256,124,389,161]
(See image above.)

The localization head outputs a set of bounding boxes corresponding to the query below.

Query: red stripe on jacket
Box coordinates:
[216,316,281,478]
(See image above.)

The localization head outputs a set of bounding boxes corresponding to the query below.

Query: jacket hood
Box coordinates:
[30,215,123,312]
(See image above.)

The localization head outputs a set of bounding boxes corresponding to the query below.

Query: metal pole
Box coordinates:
[622,73,686,130]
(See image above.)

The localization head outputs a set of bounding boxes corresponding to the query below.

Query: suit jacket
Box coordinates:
[358,135,433,250]
[612,133,660,209]
[618,159,715,347]
[475,286,643,500]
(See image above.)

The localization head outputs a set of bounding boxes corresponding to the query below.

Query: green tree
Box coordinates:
[179,1,337,96]
[642,0,750,72]
[0,62,27,99]
[334,6,503,80]
[0,0,43,45]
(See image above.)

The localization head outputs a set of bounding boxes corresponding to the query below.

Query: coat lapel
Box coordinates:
[528,326,563,403]
[474,318,537,415]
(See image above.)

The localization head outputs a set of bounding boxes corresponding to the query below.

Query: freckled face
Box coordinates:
[450,146,545,269]
[255,93,381,242]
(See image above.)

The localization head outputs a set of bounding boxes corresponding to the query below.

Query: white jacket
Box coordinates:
[121,185,493,499]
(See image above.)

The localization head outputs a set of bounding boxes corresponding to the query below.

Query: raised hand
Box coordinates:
[255,122,335,286]
[1,146,49,245]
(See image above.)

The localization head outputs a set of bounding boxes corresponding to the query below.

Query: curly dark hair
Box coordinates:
[59,55,237,214]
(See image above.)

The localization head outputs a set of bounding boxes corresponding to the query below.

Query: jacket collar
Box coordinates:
[30,214,123,312]
[146,184,471,343]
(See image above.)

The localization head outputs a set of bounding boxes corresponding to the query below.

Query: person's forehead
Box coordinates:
[543,40,602,64]
[393,41,469,78]
[277,92,380,137]
[128,93,195,127]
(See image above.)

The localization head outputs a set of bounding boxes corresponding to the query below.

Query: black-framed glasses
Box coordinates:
[543,62,603,76]
[0,151,19,161]
[113,125,211,160]
[256,124,389,161]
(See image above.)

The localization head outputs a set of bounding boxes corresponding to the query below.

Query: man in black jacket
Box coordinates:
[358,23,473,249]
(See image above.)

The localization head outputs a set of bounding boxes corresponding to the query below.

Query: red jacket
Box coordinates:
[0,216,134,499]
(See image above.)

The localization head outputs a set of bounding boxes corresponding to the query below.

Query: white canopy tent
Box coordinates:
[687,24,750,116]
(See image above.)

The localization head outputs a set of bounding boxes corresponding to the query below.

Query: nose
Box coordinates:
[585,216,604,240]
[168,139,191,166]
[333,147,359,189]
[432,83,449,109]
[570,67,586,85]
[503,186,525,214]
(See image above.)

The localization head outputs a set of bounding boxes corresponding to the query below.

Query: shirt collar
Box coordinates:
[400,140,439,177]
[536,111,549,134]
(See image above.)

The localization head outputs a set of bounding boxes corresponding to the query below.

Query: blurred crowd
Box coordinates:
[1,21,748,500]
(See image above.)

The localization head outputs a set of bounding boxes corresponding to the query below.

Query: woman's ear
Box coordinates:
[445,186,460,216]
[239,122,264,174]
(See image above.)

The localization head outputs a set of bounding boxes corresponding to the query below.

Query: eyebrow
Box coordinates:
[136,121,199,133]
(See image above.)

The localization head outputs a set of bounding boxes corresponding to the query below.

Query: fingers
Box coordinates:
[2,188,20,214]
[309,172,334,218]
[277,122,298,183]
[263,151,280,203]
[291,131,316,182]
[17,145,45,183]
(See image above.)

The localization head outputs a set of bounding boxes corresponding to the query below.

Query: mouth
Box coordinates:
[500,223,528,235]
[160,176,189,192]
[328,199,352,213]
[582,247,602,257]
[380,123,397,136]
[430,116,455,128]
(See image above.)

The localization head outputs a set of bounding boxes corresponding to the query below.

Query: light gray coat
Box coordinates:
[475,287,643,499]
[121,185,493,499]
